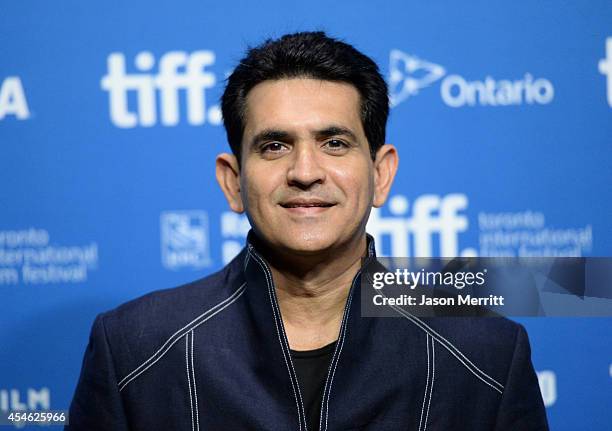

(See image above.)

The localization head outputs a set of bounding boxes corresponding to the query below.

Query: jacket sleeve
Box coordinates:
[65,313,131,431]
[494,324,549,431]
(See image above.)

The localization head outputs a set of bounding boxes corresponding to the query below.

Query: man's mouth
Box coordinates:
[280,200,335,208]
[280,202,335,208]
[279,200,336,212]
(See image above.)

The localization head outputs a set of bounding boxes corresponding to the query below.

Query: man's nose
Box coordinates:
[286,144,326,189]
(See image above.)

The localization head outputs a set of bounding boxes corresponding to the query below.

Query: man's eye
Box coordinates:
[324,139,349,151]
[261,142,286,153]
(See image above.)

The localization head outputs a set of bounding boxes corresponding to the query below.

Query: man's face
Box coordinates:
[225,78,392,255]
[236,78,375,254]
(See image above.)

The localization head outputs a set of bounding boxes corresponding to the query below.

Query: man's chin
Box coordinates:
[251,224,363,257]
[259,228,344,255]
[278,236,335,255]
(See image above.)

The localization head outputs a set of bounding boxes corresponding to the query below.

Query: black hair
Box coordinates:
[221,31,389,163]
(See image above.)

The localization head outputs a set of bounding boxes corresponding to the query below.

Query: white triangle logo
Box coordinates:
[388,50,446,107]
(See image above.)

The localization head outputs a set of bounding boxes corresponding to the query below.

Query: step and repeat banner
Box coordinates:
[1,1,611,429]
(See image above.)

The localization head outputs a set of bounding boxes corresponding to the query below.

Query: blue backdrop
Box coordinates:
[1,1,611,429]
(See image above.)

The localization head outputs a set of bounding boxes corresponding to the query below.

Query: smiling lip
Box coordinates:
[280,200,336,214]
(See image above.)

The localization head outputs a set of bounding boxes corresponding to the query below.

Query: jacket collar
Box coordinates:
[240,229,377,430]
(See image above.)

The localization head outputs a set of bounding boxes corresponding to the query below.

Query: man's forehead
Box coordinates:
[246,77,360,98]
[242,78,364,140]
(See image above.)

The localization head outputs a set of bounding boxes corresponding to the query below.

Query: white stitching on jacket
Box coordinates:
[418,334,431,431]
[321,275,356,431]
[248,249,306,431]
[118,282,246,392]
[320,248,375,431]
[243,249,251,271]
[390,304,503,394]
[185,334,194,431]
[424,339,435,431]
[190,330,200,431]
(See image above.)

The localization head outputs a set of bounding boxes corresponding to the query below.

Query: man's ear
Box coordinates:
[215,153,244,213]
[372,144,399,208]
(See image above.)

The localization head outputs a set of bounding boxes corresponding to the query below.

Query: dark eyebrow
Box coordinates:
[313,126,357,142]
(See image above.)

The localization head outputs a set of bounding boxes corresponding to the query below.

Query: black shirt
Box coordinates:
[290,341,337,431]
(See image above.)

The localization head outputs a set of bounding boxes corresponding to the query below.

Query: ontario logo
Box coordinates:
[389,49,554,108]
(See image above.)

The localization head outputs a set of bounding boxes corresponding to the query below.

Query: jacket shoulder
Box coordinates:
[423,315,523,356]
[95,249,247,379]
[419,316,529,389]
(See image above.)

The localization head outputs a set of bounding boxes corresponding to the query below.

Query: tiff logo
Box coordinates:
[220,212,251,264]
[101,51,221,128]
[366,194,476,257]
[0,77,30,120]
[161,211,211,270]
[599,37,612,107]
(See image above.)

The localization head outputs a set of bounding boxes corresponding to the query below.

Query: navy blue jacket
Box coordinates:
[67,234,549,430]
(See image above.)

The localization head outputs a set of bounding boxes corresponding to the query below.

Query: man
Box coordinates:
[67,32,548,430]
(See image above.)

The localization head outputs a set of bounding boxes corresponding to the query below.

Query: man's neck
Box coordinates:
[254,234,368,351]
